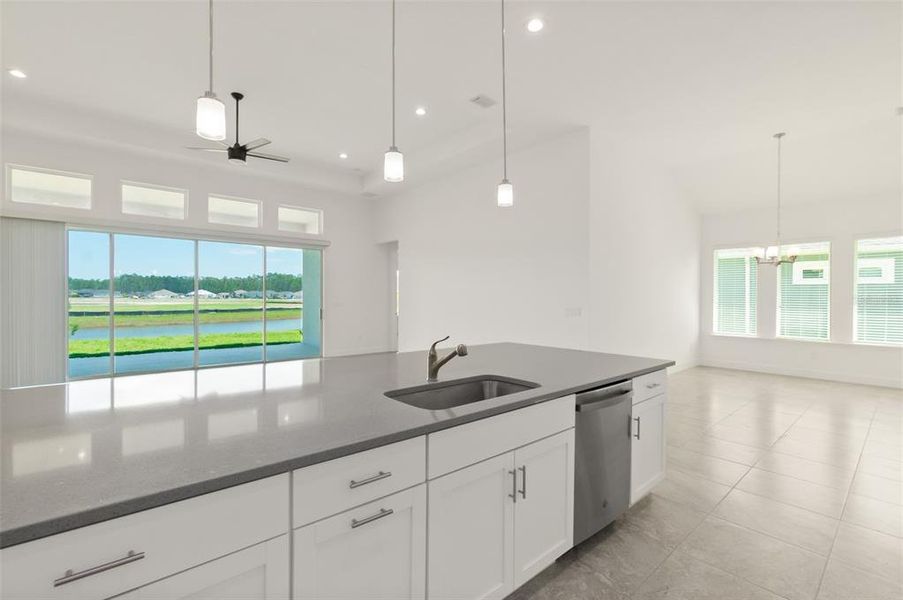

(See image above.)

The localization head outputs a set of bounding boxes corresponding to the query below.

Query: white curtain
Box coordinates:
[1,217,67,388]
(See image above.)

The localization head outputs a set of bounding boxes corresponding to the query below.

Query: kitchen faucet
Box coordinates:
[427,336,468,382]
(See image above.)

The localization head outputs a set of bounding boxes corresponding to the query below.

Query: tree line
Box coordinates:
[69,273,303,294]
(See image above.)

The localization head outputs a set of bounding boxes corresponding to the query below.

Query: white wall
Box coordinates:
[700,197,903,388]
[587,132,701,370]
[375,129,592,352]
[0,129,392,365]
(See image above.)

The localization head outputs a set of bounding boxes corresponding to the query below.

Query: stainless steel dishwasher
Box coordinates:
[573,379,633,546]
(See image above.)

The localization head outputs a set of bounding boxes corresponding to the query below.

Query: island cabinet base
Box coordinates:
[427,397,576,600]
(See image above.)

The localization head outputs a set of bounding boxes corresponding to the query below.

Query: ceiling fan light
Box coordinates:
[497,179,514,208]
[196,92,226,141]
[384,147,404,182]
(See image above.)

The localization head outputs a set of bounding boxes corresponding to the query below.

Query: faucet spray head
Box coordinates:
[456,344,468,356]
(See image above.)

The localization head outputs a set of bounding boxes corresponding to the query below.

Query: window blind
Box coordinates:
[777,242,830,340]
[713,248,758,336]
[855,236,903,345]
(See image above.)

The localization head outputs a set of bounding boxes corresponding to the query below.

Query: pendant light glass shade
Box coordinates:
[384,146,404,182]
[497,179,513,207]
[196,92,226,141]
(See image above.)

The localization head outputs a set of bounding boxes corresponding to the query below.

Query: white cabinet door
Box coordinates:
[512,429,575,588]
[116,536,289,600]
[428,453,515,600]
[293,485,426,600]
[630,393,666,504]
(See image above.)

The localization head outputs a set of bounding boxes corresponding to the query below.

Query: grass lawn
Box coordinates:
[70,308,301,329]
[69,330,302,358]
[69,299,290,312]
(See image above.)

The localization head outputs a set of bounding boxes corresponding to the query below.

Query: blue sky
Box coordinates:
[68,231,306,280]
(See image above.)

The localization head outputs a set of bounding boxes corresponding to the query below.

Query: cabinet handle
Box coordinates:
[351,508,394,529]
[53,550,145,587]
[518,465,527,499]
[349,470,392,489]
[508,469,517,503]
[646,382,660,389]
[634,416,641,440]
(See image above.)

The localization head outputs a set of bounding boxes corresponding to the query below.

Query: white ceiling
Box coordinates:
[2,1,900,211]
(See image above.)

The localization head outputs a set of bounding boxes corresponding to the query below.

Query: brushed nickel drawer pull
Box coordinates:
[53,550,145,587]
[349,470,392,489]
[646,382,660,389]
[508,469,517,503]
[351,508,394,529]
[634,416,641,440]
[518,465,527,499]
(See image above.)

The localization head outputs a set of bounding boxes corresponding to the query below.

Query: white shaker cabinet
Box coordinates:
[293,485,426,600]
[117,536,289,600]
[428,453,516,600]
[428,428,575,600]
[513,429,575,588]
[630,391,666,505]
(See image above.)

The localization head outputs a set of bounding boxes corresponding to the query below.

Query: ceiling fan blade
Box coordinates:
[247,151,289,163]
[243,138,271,151]
[185,146,227,152]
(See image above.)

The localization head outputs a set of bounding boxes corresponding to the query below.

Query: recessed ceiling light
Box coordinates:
[526,18,544,33]
[415,107,427,116]
[7,68,26,79]
[339,152,349,159]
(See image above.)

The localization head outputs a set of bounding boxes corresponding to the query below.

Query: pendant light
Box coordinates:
[756,132,797,265]
[195,0,226,141]
[383,0,404,182]
[496,0,513,207]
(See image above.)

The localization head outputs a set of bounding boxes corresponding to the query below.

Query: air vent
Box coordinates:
[470,95,497,108]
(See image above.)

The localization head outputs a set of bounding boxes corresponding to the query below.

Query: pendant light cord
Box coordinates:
[775,132,784,248]
[391,0,396,148]
[208,0,214,92]
[501,0,508,179]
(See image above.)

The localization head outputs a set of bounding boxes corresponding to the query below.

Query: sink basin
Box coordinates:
[385,375,540,410]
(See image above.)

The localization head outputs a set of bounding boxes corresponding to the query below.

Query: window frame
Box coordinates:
[6,163,94,211]
[775,241,832,342]
[120,180,189,221]
[853,233,903,347]
[65,224,324,381]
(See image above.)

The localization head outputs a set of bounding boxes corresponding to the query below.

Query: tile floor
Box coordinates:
[511,367,903,600]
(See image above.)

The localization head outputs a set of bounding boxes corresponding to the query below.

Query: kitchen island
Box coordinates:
[0,342,672,599]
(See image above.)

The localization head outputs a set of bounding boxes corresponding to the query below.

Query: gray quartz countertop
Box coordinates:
[0,343,673,548]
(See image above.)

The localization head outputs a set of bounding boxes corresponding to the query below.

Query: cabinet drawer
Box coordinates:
[428,395,575,479]
[0,474,289,600]
[632,369,667,404]
[292,436,426,527]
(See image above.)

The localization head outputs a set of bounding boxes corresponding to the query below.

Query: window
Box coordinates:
[855,236,903,345]
[208,195,259,228]
[713,248,758,336]
[777,242,830,341]
[67,229,323,378]
[67,231,111,378]
[121,182,186,220]
[114,234,196,374]
[197,241,264,367]
[9,165,92,209]
[278,206,322,234]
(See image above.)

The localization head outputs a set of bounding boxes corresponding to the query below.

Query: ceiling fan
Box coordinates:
[187,92,289,164]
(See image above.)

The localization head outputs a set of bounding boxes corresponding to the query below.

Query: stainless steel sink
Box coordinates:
[385,375,539,410]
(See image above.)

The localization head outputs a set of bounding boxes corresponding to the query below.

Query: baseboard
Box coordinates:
[699,357,903,389]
